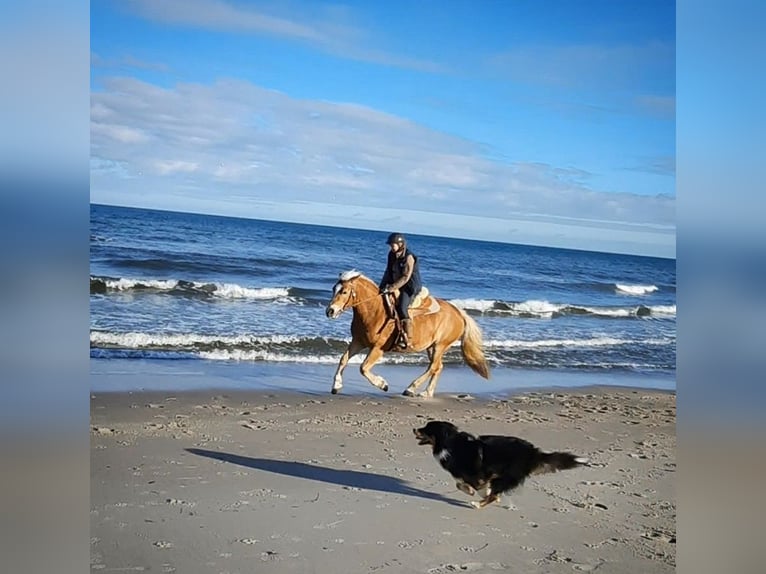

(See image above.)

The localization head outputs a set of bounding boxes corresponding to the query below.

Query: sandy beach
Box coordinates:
[91,384,675,573]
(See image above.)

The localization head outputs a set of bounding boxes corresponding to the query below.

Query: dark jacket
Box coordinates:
[380,248,422,295]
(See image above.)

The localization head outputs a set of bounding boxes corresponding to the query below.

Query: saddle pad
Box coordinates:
[411,286,430,308]
[410,287,440,316]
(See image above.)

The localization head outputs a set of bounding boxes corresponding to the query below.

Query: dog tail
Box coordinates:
[532,451,589,475]
[455,306,490,379]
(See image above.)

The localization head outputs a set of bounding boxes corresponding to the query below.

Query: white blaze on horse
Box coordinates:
[325,270,490,398]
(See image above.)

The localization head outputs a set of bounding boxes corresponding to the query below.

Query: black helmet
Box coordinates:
[386,232,406,246]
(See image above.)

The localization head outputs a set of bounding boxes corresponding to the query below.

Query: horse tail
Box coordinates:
[456,306,490,379]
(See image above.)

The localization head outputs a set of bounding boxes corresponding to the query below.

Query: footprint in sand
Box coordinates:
[165,498,196,507]
[572,561,606,572]
[260,550,281,561]
[459,544,489,553]
[585,537,621,548]
[238,538,259,545]
[428,562,504,573]
[642,530,676,544]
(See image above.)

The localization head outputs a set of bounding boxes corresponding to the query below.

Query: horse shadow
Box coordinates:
[185,448,464,507]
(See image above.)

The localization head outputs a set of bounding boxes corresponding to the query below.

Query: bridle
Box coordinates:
[333,281,384,313]
[331,280,396,335]
[349,292,384,308]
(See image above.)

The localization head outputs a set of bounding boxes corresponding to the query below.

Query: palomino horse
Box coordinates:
[325,270,490,397]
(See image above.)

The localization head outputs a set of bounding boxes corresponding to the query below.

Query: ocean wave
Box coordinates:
[615,283,659,295]
[91,345,674,372]
[484,336,673,349]
[90,276,674,319]
[90,331,338,350]
[451,298,675,319]
[90,330,675,372]
[92,330,672,351]
[91,275,294,301]
[198,349,420,364]
[648,305,676,316]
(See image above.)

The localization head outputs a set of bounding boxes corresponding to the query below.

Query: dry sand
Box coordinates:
[91,387,675,573]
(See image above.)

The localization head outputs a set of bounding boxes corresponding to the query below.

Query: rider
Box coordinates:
[378,232,423,349]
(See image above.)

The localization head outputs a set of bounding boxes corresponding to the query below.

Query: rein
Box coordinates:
[348,291,385,308]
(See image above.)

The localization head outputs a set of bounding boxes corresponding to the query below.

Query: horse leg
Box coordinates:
[422,352,446,397]
[403,343,447,397]
[421,343,449,398]
[359,346,389,392]
[331,339,365,394]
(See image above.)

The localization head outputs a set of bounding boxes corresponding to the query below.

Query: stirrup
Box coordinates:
[396,332,410,349]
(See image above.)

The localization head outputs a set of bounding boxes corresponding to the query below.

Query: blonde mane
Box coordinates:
[333,270,375,296]
[338,269,363,282]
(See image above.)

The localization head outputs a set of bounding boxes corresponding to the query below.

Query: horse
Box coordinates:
[325,270,490,398]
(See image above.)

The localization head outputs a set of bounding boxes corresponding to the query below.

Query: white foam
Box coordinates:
[198,349,419,364]
[581,306,634,318]
[513,300,563,317]
[615,283,658,295]
[101,277,290,300]
[451,298,565,318]
[649,305,676,316]
[450,298,496,313]
[105,278,178,291]
[90,331,302,348]
[213,284,289,300]
[485,336,673,349]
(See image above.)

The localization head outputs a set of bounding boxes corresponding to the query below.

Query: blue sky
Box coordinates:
[90,0,675,257]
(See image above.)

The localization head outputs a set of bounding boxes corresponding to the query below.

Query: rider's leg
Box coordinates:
[396,292,413,348]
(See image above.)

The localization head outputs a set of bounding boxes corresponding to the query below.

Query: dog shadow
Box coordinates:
[186,448,464,507]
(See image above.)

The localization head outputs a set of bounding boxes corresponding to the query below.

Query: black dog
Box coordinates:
[413,420,588,509]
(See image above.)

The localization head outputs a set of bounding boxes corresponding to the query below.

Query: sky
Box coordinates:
[90,0,675,258]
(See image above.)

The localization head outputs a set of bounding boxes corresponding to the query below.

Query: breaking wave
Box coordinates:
[451,298,675,319]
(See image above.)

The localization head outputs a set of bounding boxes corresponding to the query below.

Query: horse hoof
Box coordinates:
[331,388,339,395]
[382,384,389,392]
[402,389,415,397]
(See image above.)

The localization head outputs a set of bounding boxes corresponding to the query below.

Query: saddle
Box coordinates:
[382,287,440,350]
[408,286,440,317]
[384,286,440,319]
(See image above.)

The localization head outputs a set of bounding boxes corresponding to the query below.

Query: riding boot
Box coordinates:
[400,319,414,350]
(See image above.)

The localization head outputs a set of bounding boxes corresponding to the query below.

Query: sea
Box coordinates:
[90,204,676,395]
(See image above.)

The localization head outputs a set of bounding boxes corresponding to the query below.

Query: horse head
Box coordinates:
[326,270,365,319]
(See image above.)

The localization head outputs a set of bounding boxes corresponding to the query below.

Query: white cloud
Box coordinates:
[122,0,445,73]
[91,122,150,144]
[153,160,199,175]
[90,76,675,255]
[126,0,322,39]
